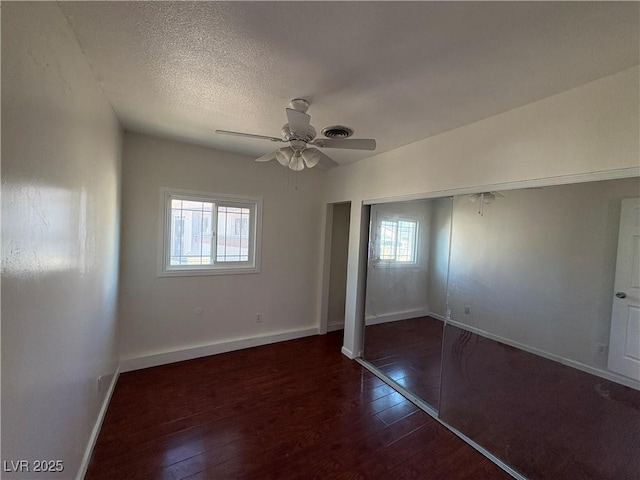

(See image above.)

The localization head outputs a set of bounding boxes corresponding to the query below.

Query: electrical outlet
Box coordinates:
[464,305,471,315]
[256,313,263,324]
[96,375,105,394]
[596,343,608,354]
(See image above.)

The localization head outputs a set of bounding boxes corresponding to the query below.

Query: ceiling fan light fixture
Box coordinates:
[483,192,496,204]
[216,99,375,173]
[288,153,305,171]
[301,148,321,168]
[275,147,293,166]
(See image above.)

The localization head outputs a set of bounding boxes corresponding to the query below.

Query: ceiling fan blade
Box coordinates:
[315,150,339,169]
[311,138,376,150]
[215,130,284,142]
[255,151,277,162]
[286,108,311,137]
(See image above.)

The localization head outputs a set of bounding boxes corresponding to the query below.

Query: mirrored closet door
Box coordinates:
[363,197,453,411]
[360,176,640,479]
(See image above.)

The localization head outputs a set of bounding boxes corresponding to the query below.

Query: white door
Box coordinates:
[608,198,640,381]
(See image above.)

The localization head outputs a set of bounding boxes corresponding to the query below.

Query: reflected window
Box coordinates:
[378,218,418,264]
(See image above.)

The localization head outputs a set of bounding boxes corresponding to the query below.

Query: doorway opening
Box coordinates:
[321,202,351,334]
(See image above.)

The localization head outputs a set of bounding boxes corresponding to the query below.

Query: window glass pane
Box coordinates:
[217,205,250,262]
[378,219,417,262]
[397,220,417,262]
[164,191,259,274]
[379,220,397,260]
[169,198,214,265]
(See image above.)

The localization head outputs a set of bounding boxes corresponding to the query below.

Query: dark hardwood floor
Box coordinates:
[87,331,509,480]
[363,316,444,409]
[440,325,640,480]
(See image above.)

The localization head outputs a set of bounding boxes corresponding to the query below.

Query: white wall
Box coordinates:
[325,67,639,358]
[448,177,640,374]
[326,67,639,203]
[2,3,122,479]
[118,132,326,366]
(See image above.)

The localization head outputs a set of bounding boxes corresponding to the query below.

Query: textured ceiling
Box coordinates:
[58,1,639,165]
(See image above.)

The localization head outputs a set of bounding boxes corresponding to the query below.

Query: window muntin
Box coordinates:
[160,189,261,276]
[377,218,418,264]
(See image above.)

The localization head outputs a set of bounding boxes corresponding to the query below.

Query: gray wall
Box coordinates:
[427,197,453,318]
[328,203,350,328]
[448,177,640,372]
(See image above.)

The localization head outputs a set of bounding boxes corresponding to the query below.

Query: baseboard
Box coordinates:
[365,308,430,326]
[327,323,345,332]
[77,367,120,480]
[119,327,319,372]
[446,319,640,391]
[428,312,446,322]
[341,346,355,359]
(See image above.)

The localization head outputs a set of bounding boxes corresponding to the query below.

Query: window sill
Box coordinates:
[158,266,260,277]
[372,262,419,269]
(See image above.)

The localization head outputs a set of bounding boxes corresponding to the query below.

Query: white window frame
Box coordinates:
[373,215,419,267]
[158,188,262,277]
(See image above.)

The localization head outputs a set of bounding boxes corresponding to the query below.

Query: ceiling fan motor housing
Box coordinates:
[281,124,317,143]
[288,98,310,113]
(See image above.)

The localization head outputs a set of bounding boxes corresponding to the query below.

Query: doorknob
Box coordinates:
[615,292,627,299]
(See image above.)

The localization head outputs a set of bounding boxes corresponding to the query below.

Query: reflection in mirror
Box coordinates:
[363,197,452,410]
[440,177,640,479]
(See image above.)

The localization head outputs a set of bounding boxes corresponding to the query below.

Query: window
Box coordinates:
[160,189,261,276]
[377,218,418,264]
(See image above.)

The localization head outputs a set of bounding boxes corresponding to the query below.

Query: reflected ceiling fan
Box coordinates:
[216,99,376,171]
[468,191,505,216]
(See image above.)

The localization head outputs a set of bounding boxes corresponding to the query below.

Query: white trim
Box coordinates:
[341,346,355,359]
[120,327,318,372]
[365,308,430,326]
[77,368,120,480]
[319,204,335,335]
[327,323,345,332]
[363,167,640,205]
[446,319,640,391]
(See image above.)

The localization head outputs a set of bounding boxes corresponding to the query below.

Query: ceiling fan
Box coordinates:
[215,99,376,171]
[468,191,505,216]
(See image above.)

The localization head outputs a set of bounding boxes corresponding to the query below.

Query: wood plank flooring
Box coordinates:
[86,331,509,480]
[440,325,640,480]
[363,316,444,409]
